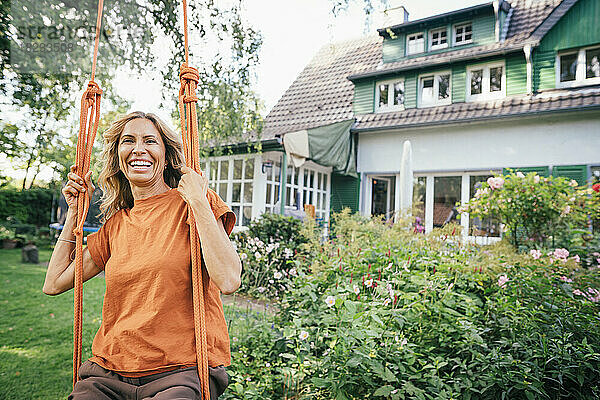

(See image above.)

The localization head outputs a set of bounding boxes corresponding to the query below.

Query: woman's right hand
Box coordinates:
[63,165,95,210]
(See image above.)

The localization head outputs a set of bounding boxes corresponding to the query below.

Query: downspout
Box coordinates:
[524,44,533,94]
[493,1,500,42]
[280,152,288,215]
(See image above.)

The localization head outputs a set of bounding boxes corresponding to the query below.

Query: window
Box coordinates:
[454,23,472,45]
[376,79,405,112]
[265,159,281,214]
[557,46,600,87]
[433,176,461,228]
[466,62,505,101]
[429,28,448,50]
[418,71,451,107]
[469,175,500,237]
[406,32,424,55]
[207,156,255,228]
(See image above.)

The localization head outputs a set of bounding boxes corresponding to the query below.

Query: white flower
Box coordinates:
[240,253,248,261]
[265,362,271,367]
[516,171,525,178]
[353,285,360,295]
[383,298,391,306]
[283,248,294,258]
[364,279,373,288]
[534,175,540,183]
[289,268,297,277]
[299,330,309,340]
[325,295,336,307]
[570,179,578,187]
[254,251,262,260]
[257,287,266,293]
[400,338,408,347]
[268,279,274,284]
[274,271,283,279]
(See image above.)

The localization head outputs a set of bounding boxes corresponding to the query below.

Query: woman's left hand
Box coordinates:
[177,166,209,208]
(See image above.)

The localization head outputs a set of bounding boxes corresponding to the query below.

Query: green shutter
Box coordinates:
[552,165,588,185]
[330,173,360,213]
[503,166,550,177]
[353,80,375,115]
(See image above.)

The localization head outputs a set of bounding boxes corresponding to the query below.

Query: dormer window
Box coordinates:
[406,33,424,55]
[557,45,600,88]
[454,23,472,45]
[376,79,405,112]
[429,28,448,50]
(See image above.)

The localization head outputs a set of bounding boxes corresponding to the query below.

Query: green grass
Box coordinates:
[0,247,105,399]
[0,247,266,399]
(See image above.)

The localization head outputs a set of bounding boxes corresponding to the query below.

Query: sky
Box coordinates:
[122,0,485,115]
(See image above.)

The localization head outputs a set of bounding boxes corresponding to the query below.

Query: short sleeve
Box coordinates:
[86,221,111,270]
[207,189,236,236]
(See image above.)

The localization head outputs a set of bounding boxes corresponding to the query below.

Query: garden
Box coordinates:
[1,172,600,399]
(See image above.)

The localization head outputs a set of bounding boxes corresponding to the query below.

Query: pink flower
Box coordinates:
[571,255,580,263]
[530,249,542,260]
[487,177,505,190]
[559,276,573,283]
[573,289,583,296]
[560,205,571,217]
[569,179,578,187]
[553,248,569,261]
[475,188,489,198]
[497,274,509,288]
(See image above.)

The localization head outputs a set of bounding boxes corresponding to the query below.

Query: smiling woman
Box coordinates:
[43,111,242,399]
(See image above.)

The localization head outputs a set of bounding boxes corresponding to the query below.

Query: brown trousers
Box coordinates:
[68,360,229,400]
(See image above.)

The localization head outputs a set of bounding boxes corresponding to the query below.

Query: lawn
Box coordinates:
[0,247,264,399]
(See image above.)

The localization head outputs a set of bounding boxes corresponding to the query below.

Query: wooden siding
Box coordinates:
[470,13,496,45]
[330,173,360,213]
[506,54,527,96]
[553,165,588,185]
[404,72,417,109]
[535,0,600,91]
[452,63,466,103]
[382,34,405,63]
[353,80,374,115]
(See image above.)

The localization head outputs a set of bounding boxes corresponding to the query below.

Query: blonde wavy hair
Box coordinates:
[98,111,185,221]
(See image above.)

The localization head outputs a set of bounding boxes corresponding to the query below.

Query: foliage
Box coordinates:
[0,187,56,227]
[462,172,589,250]
[233,213,312,299]
[224,213,600,399]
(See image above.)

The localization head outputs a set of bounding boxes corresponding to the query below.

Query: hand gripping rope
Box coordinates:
[72,0,104,389]
[178,0,212,398]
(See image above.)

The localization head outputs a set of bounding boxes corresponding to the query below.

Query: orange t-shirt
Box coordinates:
[86,188,236,377]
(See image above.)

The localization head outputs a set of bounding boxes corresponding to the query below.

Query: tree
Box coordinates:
[1,0,264,186]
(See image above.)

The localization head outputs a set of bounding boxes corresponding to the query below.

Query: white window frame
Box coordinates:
[429,27,448,51]
[417,70,452,108]
[406,32,425,55]
[453,22,473,46]
[556,45,600,88]
[375,78,405,112]
[466,61,506,102]
[206,154,258,229]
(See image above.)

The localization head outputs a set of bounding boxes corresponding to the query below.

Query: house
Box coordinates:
[205,0,600,237]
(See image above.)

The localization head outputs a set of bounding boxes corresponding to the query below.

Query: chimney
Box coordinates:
[382,1,409,27]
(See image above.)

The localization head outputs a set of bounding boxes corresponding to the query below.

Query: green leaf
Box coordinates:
[374,385,395,397]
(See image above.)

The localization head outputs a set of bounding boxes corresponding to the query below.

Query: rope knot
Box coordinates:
[85,81,103,99]
[179,65,199,84]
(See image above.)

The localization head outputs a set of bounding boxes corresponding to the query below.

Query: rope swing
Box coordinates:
[178,0,212,398]
[71,1,211,398]
[72,0,104,389]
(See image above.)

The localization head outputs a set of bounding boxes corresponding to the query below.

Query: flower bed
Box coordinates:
[224,213,600,399]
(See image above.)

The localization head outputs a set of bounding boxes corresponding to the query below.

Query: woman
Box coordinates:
[43,111,242,399]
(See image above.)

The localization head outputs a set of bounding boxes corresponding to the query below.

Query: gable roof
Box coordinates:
[262,0,592,137]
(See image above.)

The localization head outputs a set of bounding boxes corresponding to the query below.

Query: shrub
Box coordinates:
[225,213,600,399]
[0,187,56,227]
[234,213,314,299]
[462,172,589,250]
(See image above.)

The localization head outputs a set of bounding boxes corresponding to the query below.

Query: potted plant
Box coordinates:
[0,226,18,249]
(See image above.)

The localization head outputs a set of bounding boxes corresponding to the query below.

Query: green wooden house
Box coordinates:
[205,0,600,236]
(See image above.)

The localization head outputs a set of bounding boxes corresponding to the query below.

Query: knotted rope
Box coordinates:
[72,0,103,389]
[178,1,211,399]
